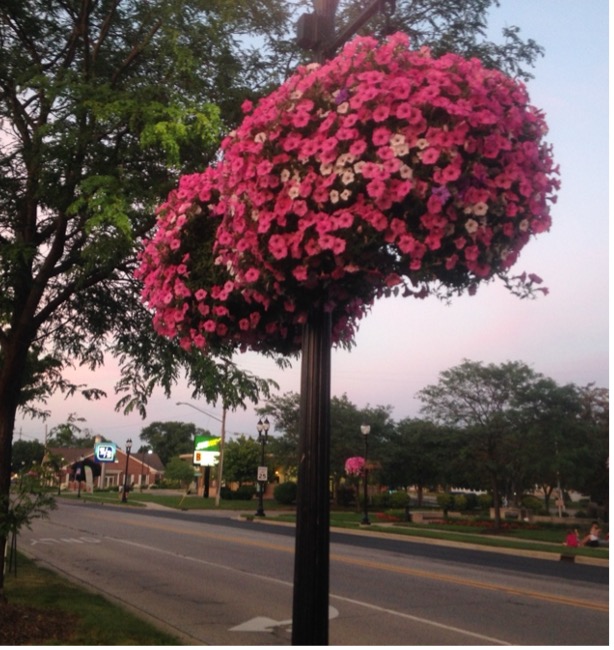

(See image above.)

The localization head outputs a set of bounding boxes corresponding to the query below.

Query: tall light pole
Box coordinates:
[139,447,152,492]
[255,418,270,517]
[121,438,132,503]
[292,2,396,645]
[360,424,371,525]
[176,401,227,506]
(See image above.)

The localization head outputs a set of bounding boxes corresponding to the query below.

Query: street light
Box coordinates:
[176,401,227,506]
[255,418,270,517]
[140,447,153,492]
[121,438,132,503]
[360,424,371,525]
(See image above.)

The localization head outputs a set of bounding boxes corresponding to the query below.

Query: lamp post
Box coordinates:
[255,418,270,517]
[360,424,371,525]
[76,456,83,498]
[139,447,152,492]
[121,438,132,503]
[176,401,226,506]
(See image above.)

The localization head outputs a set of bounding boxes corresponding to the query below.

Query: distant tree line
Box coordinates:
[13,360,608,524]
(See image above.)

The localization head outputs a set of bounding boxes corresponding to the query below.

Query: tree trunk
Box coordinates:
[0,340,28,602]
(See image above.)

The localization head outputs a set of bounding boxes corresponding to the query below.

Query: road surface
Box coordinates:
[18,500,608,645]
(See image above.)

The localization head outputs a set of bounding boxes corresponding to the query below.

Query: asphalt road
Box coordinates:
[18,501,609,645]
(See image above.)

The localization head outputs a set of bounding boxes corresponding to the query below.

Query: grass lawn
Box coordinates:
[58,492,608,561]
[3,553,182,645]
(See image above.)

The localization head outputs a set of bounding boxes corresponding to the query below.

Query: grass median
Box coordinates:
[2,553,183,645]
[65,491,608,561]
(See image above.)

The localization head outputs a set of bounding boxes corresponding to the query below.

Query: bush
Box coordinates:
[370,492,389,509]
[452,494,467,511]
[388,491,410,509]
[436,493,454,513]
[274,481,298,505]
[220,485,256,500]
[335,485,355,507]
[478,493,493,510]
[522,495,546,514]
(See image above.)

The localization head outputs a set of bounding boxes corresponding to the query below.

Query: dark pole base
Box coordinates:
[292,307,332,646]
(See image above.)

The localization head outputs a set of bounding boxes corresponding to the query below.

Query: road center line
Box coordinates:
[87,512,609,614]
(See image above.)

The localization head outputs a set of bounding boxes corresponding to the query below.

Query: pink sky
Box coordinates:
[15,1,609,448]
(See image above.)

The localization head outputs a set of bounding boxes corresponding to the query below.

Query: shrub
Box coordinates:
[388,491,410,509]
[452,494,467,511]
[436,493,454,513]
[478,493,493,510]
[274,481,298,505]
[522,495,546,514]
[335,485,355,507]
[370,493,389,509]
[220,485,256,500]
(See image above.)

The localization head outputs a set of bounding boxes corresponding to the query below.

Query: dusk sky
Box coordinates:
[16,1,609,449]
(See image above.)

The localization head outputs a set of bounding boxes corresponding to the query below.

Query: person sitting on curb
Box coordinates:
[581,521,601,547]
[564,528,580,547]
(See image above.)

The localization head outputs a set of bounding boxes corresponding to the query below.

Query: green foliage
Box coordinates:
[10,440,45,472]
[436,493,454,513]
[0,3,292,595]
[1,470,56,540]
[163,456,195,489]
[478,493,493,510]
[452,494,467,512]
[220,485,256,500]
[223,434,267,486]
[521,495,546,515]
[274,481,298,505]
[139,421,201,465]
[337,0,544,82]
[388,491,410,509]
[5,554,181,644]
[335,484,356,507]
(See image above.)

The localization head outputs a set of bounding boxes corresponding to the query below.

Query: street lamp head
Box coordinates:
[126,438,132,453]
[360,424,371,436]
[257,418,270,440]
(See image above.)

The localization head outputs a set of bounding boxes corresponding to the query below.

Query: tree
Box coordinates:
[223,435,263,486]
[46,415,99,448]
[572,384,609,507]
[257,392,301,477]
[10,439,45,473]
[0,0,293,599]
[380,418,448,506]
[139,421,202,466]
[259,391,394,495]
[164,456,195,491]
[417,360,554,527]
[337,0,544,83]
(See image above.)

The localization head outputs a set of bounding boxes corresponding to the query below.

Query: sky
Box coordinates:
[15,0,610,450]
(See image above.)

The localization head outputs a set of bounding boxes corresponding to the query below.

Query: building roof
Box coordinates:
[46,447,165,472]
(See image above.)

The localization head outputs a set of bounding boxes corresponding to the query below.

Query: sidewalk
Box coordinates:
[141,502,608,568]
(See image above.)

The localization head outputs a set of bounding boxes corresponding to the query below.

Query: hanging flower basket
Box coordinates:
[344,456,366,476]
[137,32,559,354]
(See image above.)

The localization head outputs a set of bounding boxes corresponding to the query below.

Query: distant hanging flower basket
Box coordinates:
[136,32,559,354]
[344,456,366,477]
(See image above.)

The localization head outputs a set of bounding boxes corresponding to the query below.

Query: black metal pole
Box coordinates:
[204,466,210,498]
[292,307,332,646]
[256,432,266,517]
[121,448,131,503]
[361,435,370,525]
